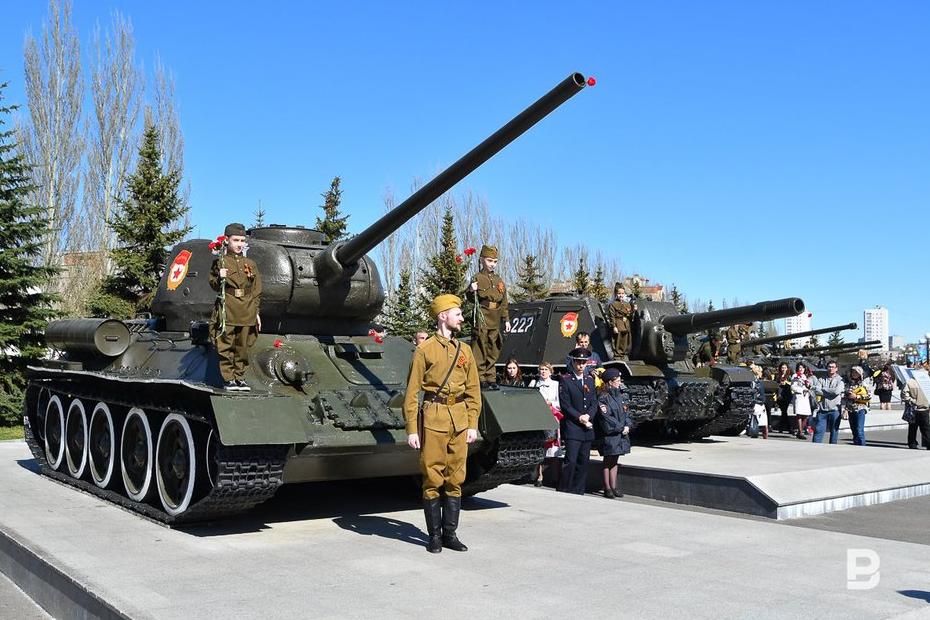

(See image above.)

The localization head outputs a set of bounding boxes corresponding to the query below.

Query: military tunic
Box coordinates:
[209,252,262,382]
[725,325,742,364]
[471,269,509,382]
[606,298,633,357]
[403,333,481,499]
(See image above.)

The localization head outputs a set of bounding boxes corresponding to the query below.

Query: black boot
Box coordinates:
[441,496,468,551]
[423,498,442,553]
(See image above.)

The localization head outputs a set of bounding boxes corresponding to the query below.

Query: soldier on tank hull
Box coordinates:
[606,283,633,358]
[470,245,511,387]
[209,222,262,391]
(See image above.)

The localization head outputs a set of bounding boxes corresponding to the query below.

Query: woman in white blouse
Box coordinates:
[531,361,562,487]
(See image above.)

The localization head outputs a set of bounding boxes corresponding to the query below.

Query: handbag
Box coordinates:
[746,412,760,438]
[903,404,916,424]
[417,341,462,444]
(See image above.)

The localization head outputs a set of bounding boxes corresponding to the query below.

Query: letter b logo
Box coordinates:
[847,549,880,590]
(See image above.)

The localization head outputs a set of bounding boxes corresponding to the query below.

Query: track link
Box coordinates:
[462,431,546,496]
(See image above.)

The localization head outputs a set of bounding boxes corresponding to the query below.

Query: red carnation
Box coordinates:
[274,339,283,348]
[587,77,596,86]
[375,336,384,344]
[368,329,376,336]
[456,255,462,263]
[463,247,477,256]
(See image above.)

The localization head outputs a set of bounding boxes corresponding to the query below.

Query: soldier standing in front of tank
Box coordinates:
[209,223,262,392]
[403,294,481,553]
[606,283,633,358]
[470,245,510,388]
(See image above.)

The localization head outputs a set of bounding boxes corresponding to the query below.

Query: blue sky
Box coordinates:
[2,1,928,343]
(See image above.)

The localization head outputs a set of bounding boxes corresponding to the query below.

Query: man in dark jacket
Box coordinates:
[558,347,599,494]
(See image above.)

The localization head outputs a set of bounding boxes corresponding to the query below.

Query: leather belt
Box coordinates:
[232,287,252,298]
[479,300,499,310]
[423,391,466,406]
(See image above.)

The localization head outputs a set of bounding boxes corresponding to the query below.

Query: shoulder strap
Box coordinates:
[436,341,463,396]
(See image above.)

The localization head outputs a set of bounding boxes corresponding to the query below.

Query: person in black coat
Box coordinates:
[596,368,632,498]
[558,347,599,494]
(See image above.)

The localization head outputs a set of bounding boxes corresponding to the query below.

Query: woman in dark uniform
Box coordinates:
[596,368,632,499]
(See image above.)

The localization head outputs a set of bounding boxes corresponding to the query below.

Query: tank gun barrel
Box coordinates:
[793,340,882,356]
[660,297,805,337]
[738,322,857,348]
[318,72,590,282]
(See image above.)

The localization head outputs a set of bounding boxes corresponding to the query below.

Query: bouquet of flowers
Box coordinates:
[209,235,228,335]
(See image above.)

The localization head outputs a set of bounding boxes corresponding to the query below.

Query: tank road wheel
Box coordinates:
[155,414,198,516]
[35,387,51,443]
[65,399,89,479]
[44,395,66,470]
[204,428,220,489]
[121,407,155,502]
[88,402,118,489]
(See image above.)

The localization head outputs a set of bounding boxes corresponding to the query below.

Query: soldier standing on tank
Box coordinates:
[469,245,510,387]
[404,294,481,553]
[724,323,743,364]
[209,223,262,392]
[606,283,634,358]
[694,331,720,367]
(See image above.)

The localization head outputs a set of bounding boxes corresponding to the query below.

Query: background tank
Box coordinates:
[22,72,592,523]
[499,295,805,439]
[736,322,858,359]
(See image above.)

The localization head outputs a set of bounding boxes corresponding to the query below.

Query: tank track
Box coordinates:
[462,431,546,496]
[624,378,667,425]
[24,381,287,525]
[685,383,755,439]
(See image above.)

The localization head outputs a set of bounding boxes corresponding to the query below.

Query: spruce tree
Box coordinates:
[827,330,844,348]
[420,207,469,331]
[316,175,349,243]
[590,264,608,302]
[809,335,821,348]
[707,300,715,312]
[630,279,642,299]
[381,270,425,340]
[573,258,590,296]
[87,124,190,318]
[669,284,687,313]
[253,202,266,228]
[513,254,547,301]
[0,77,59,424]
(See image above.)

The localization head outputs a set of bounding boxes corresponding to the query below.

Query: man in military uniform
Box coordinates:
[694,331,720,367]
[404,294,481,553]
[606,284,633,358]
[724,324,742,364]
[470,244,510,386]
[209,223,262,391]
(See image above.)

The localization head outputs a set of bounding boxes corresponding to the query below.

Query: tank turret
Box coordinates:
[631,298,805,366]
[737,322,858,349]
[152,73,590,335]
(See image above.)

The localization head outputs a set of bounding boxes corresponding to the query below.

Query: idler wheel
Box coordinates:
[204,428,220,490]
[155,414,197,516]
[89,402,118,488]
[65,399,89,479]
[35,387,51,442]
[121,407,154,502]
[44,395,65,470]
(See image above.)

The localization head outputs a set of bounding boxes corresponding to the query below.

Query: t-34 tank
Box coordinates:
[499,295,805,439]
[22,72,592,523]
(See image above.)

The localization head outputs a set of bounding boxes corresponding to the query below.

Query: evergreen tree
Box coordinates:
[381,270,425,340]
[630,279,642,299]
[572,258,590,296]
[316,175,349,243]
[0,77,59,424]
[420,207,468,331]
[669,284,687,313]
[253,202,266,228]
[756,321,768,339]
[87,124,190,318]
[590,264,609,303]
[809,335,821,348]
[827,330,844,348]
[706,300,715,312]
[513,254,547,301]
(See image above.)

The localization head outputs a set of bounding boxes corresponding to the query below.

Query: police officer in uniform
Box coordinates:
[558,347,598,494]
[209,222,261,391]
[606,284,633,358]
[404,294,481,553]
[470,245,510,386]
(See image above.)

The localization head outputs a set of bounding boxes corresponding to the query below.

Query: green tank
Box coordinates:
[21,73,592,523]
[497,295,805,439]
